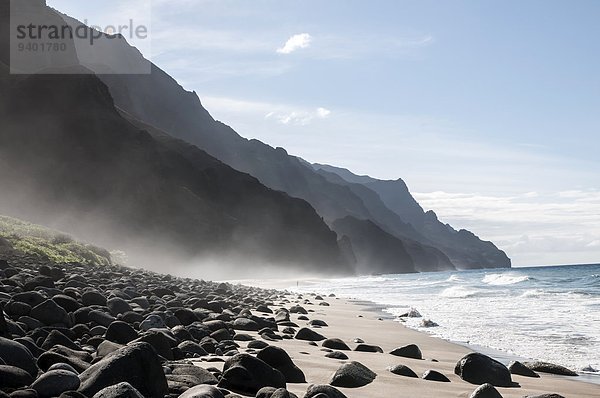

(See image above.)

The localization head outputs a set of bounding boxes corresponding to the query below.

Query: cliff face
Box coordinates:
[0,7,348,274]
[314,169,456,272]
[102,72,374,224]
[59,23,506,272]
[332,217,418,275]
[0,0,511,274]
[46,13,379,227]
[314,164,511,270]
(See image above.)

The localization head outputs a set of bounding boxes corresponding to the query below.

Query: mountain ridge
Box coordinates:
[0,0,511,274]
[313,163,511,269]
[0,1,349,274]
[75,25,509,271]
[0,66,349,273]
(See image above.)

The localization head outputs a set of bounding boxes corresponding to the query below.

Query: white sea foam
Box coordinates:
[482,273,530,285]
[520,288,546,298]
[291,264,600,378]
[439,286,480,298]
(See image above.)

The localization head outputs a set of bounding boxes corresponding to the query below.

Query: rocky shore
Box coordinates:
[0,252,596,398]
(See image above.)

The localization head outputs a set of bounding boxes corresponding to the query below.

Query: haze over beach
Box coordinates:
[0,1,598,397]
[48,0,600,268]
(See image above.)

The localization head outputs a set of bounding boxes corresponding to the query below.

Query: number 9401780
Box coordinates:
[17,42,67,52]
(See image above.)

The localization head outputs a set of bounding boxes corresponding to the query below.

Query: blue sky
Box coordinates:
[48,0,600,266]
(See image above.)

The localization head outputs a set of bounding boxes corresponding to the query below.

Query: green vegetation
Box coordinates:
[0,215,111,266]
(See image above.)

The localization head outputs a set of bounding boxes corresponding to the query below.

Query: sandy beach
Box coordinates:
[198,288,600,397]
[0,250,597,398]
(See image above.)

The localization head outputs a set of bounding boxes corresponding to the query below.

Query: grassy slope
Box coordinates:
[0,215,112,266]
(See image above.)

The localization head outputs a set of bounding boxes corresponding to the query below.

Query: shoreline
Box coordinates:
[349,297,600,386]
[228,277,600,392]
[0,249,596,397]
[195,291,599,397]
[357,298,600,386]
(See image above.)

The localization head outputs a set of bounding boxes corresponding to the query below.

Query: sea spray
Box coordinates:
[292,264,600,377]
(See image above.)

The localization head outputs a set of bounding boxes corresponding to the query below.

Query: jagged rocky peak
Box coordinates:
[424,210,442,224]
[313,164,511,270]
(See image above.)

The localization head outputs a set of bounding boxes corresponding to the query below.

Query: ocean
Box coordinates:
[291,263,600,381]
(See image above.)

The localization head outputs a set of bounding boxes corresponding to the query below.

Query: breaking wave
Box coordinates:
[439,286,481,298]
[482,273,531,286]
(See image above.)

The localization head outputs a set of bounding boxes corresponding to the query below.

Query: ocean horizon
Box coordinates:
[290,263,600,384]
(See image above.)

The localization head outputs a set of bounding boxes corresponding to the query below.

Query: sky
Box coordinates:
[47,0,600,267]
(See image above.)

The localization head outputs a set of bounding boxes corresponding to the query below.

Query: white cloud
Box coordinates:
[316,107,331,118]
[413,190,600,266]
[277,33,313,54]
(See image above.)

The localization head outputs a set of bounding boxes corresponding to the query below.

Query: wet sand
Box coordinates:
[197,290,600,397]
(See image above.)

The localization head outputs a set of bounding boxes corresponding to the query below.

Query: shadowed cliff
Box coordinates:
[0,0,511,274]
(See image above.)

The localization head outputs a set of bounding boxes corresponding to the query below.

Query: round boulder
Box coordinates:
[322,338,350,351]
[217,353,286,395]
[422,369,450,382]
[48,363,79,374]
[387,364,418,378]
[454,353,514,387]
[78,342,168,398]
[91,382,144,398]
[389,344,422,359]
[469,383,503,398]
[325,351,348,360]
[232,318,260,332]
[13,291,46,307]
[289,306,307,315]
[82,291,107,307]
[30,299,70,326]
[523,361,578,376]
[248,340,269,350]
[107,298,132,317]
[105,321,138,345]
[52,295,81,313]
[508,361,539,378]
[5,300,32,318]
[32,369,81,398]
[88,310,116,328]
[0,364,35,388]
[178,341,209,357]
[256,387,295,398]
[139,314,166,331]
[0,337,39,376]
[295,328,326,342]
[257,346,306,383]
[303,384,347,398]
[177,385,224,398]
[354,344,383,353]
[329,361,376,388]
